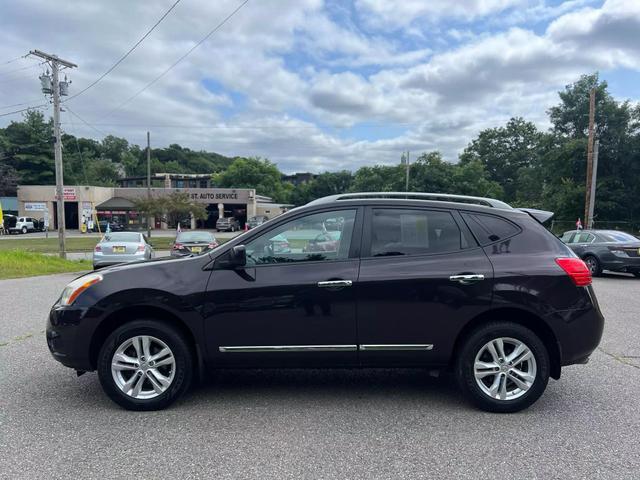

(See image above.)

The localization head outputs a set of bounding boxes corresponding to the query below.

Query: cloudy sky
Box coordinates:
[1,0,639,173]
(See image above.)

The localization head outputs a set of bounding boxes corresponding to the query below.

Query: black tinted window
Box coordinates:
[370,209,461,257]
[461,213,520,246]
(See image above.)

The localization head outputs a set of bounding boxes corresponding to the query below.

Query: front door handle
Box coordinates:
[449,274,485,285]
[317,280,353,288]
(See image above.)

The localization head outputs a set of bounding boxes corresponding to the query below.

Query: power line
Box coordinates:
[65,0,182,103]
[0,61,45,77]
[0,103,49,118]
[0,55,28,66]
[101,0,249,119]
[65,107,91,186]
[0,98,45,110]
[64,105,109,137]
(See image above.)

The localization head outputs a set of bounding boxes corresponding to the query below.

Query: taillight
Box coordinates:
[208,242,218,249]
[555,258,591,286]
[173,243,183,250]
[94,245,102,252]
[137,244,145,252]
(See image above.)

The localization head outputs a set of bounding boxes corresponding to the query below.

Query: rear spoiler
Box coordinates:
[518,208,555,224]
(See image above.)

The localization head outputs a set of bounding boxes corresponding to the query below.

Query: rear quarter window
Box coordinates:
[461,212,521,246]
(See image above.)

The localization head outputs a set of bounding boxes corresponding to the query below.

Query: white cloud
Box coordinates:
[1,0,639,173]
[355,0,525,27]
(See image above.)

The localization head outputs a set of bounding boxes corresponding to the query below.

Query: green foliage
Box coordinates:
[2,72,639,226]
[215,157,292,202]
[460,118,542,201]
[134,192,207,227]
[1,110,54,186]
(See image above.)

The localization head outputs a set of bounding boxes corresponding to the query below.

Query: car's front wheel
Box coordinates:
[21,226,27,234]
[455,322,550,413]
[97,320,193,411]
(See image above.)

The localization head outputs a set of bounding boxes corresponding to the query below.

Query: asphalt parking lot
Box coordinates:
[0,273,638,479]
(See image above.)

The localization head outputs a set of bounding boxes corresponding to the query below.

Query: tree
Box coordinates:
[0,110,54,185]
[351,165,404,192]
[459,118,543,202]
[216,157,291,202]
[0,163,19,196]
[289,171,354,205]
[134,193,207,227]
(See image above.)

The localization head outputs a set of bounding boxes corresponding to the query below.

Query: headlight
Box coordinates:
[611,249,628,257]
[59,273,103,306]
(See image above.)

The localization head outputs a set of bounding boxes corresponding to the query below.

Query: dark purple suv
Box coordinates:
[47,192,604,412]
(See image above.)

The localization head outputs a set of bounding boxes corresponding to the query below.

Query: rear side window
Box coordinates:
[461,212,520,246]
[560,231,576,243]
[370,209,462,257]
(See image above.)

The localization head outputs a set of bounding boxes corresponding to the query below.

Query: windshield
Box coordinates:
[599,231,639,243]
[176,232,213,242]
[102,232,141,243]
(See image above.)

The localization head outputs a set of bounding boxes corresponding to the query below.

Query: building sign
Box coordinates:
[54,187,77,201]
[25,202,47,211]
[113,187,254,204]
[190,192,238,201]
[64,187,77,200]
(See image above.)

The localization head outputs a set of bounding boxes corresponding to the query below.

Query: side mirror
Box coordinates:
[213,244,247,270]
[230,245,247,267]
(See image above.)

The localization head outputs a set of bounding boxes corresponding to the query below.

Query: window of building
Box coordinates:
[369,209,462,257]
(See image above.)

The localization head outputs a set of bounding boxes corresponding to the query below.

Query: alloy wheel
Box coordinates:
[473,337,537,401]
[585,257,598,274]
[111,335,176,400]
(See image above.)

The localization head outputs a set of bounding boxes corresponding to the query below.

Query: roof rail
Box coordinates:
[307,192,512,209]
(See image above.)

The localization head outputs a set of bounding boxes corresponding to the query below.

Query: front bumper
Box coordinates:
[46,305,95,371]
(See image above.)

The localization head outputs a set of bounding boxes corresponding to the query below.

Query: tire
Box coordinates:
[584,255,602,276]
[21,226,27,234]
[97,319,193,411]
[455,321,550,413]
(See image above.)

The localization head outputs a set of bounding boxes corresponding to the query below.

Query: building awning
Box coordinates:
[96,197,136,210]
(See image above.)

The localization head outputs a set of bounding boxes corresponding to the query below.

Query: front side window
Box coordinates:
[370,209,461,257]
[245,209,356,265]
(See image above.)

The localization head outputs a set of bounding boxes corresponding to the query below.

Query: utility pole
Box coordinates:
[147,131,151,238]
[587,140,599,229]
[30,50,77,258]
[584,87,596,229]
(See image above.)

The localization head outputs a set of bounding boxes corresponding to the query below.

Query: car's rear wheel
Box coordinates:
[455,322,550,413]
[97,320,193,411]
[584,255,602,276]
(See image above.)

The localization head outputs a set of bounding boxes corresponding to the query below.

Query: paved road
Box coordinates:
[0,273,638,479]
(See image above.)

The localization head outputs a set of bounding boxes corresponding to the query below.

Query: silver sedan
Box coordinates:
[93,232,153,269]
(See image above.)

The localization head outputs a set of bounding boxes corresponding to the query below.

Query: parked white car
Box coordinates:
[9,216,39,234]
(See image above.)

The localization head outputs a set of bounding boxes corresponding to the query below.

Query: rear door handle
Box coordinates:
[317,280,353,288]
[449,274,485,285]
